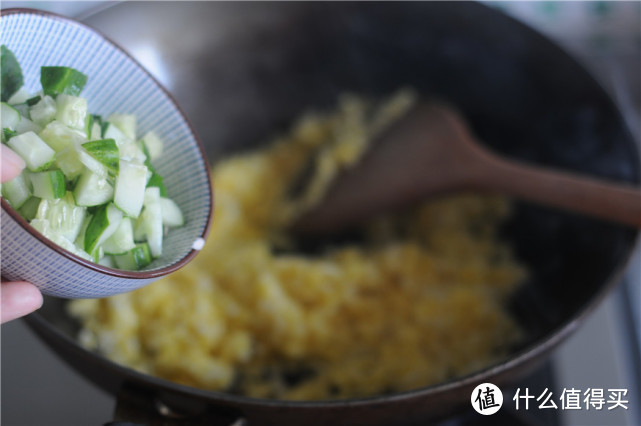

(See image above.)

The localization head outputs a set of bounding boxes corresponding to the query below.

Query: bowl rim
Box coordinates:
[0,7,213,281]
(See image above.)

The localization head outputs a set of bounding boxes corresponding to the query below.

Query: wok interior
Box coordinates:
[37,1,638,396]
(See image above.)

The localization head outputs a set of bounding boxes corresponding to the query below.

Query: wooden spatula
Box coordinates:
[292,102,641,234]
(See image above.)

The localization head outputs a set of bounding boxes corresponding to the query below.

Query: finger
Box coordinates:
[1,144,26,183]
[1,281,43,323]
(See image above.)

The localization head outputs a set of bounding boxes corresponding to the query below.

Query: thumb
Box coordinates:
[1,144,26,183]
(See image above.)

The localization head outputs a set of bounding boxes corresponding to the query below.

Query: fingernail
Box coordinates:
[1,144,26,171]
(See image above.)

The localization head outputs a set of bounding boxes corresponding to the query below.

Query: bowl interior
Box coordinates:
[29,0,639,404]
[1,10,212,274]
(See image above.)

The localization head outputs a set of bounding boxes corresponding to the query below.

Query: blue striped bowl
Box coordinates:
[0,9,213,298]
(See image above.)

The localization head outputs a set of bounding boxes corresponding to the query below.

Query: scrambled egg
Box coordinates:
[69,92,526,400]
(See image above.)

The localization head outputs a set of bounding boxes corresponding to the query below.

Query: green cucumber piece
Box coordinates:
[107,113,136,140]
[77,145,109,177]
[141,186,163,257]
[1,45,24,102]
[8,88,31,105]
[15,115,42,134]
[18,196,41,221]
[101,217,136,255]
[73,169,114,207]
[39,120,86,152]
[7,131,56,171]
[102,121,130,147]
[35,191,86,242]
[82,138,119,174]
[30,170,66,200]
[55,145,84,180]
[40,66,87,97]
[55,94,87,130]
[84,203,123,254]
[1,102,21,130]
[114,159,148,218]
[29,95,57,126]
[140,131,163,162]
[159,197,184,227]
[113,243,152,270]
[1,172,31,209]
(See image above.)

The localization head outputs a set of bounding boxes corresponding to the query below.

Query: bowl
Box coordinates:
[0,9,213,299]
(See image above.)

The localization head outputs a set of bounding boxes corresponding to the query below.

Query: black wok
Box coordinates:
[23,2,639,425]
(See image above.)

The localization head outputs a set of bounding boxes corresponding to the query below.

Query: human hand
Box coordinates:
[1,144,43,323]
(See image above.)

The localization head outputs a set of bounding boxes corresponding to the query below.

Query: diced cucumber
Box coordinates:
[108,113,136,140]
[40,66,87,97]
[101,217,136,255]
[141,186,163,257]
[30,170,66,200]
[31,218,93,261]
[18,196,41,221]
[55,94,87,130]
[7,131,55,171]
[39,120,86,152]
[55,145,84,180]
[1,102,21,130]
[15,115,42,134]
[90,121,102,141]
[102,121,131,148]
[1,45,24,103]
[82,139,119,174]
[11,102,30,118]
[98,255,116,268]
[114,159,148,218]
[74,215,91,248]
[73,169,114,207]
[119,140,147,163]
[84,203,123,255]
[35,192,86,242]
[29,95,57,126]
[7,88,31,105]
[140,131,163,162]
[1,172,31,209]
[113,243,152,270]
[77,144,109,177]
[160,197,184,227]
[133,214,146,242]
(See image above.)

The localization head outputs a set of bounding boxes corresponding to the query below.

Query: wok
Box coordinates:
[23,2,639,425]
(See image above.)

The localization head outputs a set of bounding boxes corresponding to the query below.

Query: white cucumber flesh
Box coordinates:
[55,94,87,130]
[84,203,123,254]
[36,192,86,242]
[114,160,148,218]
[101,217,136,255]
[7,131,56,171]
[29,95,57,126]
[2,173,31,209]
[159,197,184,227]
[1,102,21,130]
[73,170,114,207]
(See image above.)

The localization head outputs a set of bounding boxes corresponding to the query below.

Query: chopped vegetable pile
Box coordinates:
[0,45,184,270]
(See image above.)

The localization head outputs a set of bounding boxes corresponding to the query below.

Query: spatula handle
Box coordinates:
[477,152,641,228]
